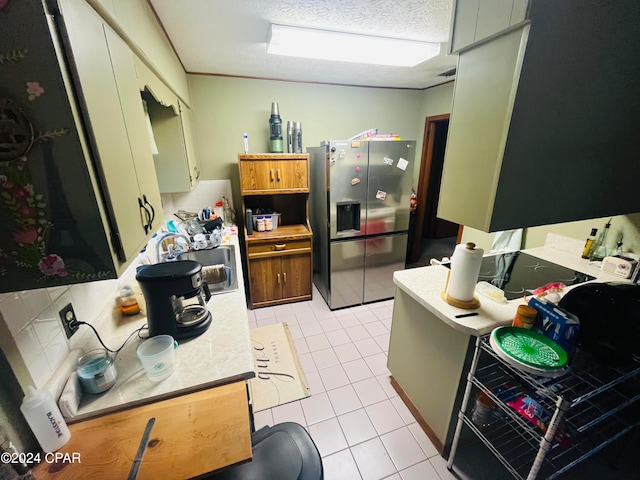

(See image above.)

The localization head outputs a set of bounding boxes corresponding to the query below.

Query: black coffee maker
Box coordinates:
[136,260,212,340]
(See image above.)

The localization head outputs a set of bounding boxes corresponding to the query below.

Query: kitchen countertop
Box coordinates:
[393,234,623,336]
[69,234,255,423]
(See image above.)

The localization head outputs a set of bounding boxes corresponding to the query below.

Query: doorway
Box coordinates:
[408,114,461,266]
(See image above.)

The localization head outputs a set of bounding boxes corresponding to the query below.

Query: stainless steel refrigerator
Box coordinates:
[308,140,416,310]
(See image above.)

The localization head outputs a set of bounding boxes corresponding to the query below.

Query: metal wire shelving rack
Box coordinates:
[447,335,640,480]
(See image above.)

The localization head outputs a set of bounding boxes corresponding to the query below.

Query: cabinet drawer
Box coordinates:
[248,239,311,255]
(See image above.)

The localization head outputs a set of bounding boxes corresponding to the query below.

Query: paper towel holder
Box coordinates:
[441,264,481,309]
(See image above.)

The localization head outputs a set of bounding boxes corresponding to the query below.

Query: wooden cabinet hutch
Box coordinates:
[238,154,313,308]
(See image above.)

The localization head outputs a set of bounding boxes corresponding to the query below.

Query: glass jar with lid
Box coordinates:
[118,285,140,315]
[77,349,117,394]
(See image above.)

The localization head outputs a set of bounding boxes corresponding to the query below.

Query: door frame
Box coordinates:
[410,114,463,263]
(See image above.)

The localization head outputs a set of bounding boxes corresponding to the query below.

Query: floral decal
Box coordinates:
[38,254,67,277]
[26,81,44,101]
[0,95,112,284]
[1,162,58,277]
[0,48,27,63]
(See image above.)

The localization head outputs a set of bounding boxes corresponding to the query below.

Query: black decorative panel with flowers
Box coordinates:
[0,0,116,292]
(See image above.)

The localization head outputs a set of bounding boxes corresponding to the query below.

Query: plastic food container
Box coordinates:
[475,281,507,303]
[136,335,177,382]
[77,349,117,394]
[253,213,280,231]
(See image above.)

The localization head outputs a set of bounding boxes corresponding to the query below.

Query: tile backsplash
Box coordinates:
[161,179,233,222]
[0,179,234,392]
[0,276,121,389]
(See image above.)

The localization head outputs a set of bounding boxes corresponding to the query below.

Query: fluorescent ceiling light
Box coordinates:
[267,24,440,67]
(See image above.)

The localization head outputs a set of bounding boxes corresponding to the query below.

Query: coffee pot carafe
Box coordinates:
[136,260,212,340]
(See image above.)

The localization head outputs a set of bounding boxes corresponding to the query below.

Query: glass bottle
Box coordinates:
[588,219,611,262]
[615,237,623,256]
[581,228,598,259]
[222,196,235,226]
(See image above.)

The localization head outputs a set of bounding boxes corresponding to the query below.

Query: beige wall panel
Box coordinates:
[416,82,454,185]
[187,75,424,199]
[388,288,470,444]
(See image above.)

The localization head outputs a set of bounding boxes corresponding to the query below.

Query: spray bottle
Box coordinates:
[20,386,71,452]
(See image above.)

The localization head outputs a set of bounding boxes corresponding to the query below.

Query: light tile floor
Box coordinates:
[247,287,640,480]
[247,288,446,480]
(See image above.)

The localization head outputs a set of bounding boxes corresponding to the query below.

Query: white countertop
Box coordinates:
[393,237,624,336]
[69,234,255,422]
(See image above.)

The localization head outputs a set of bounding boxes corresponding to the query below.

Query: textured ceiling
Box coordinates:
[149,0,458,89]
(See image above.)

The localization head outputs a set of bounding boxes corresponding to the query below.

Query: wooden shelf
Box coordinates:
[238,153,309,160]
[246,224,312,242]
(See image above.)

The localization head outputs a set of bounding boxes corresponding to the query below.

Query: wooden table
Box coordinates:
[33,382,252,479]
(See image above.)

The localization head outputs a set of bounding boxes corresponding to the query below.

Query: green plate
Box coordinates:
[491,327,568,370]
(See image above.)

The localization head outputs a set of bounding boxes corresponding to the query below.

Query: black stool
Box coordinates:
[208,422,323,480]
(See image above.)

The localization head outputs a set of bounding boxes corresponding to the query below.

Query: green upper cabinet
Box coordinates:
[136,61,200,193]
[448,0,529,54]
[438,0,640,232]
[86,0,191,106]
[59,0,163,259]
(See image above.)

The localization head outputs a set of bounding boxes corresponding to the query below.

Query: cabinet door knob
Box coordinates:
[277,273,281,284]
[274,244,286,251]
[270,169,274,182]
[277,168,281,182]
[283,272,287,283]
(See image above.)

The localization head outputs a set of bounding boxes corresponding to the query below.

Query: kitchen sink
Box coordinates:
[177,245,238,294]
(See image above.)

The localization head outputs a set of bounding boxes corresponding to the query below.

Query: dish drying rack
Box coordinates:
[447,335,640,480]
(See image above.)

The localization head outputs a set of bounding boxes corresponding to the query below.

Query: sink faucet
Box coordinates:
[156,232,192,262]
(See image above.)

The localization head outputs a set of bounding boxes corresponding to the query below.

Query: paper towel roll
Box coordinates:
[446,242,484,302]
